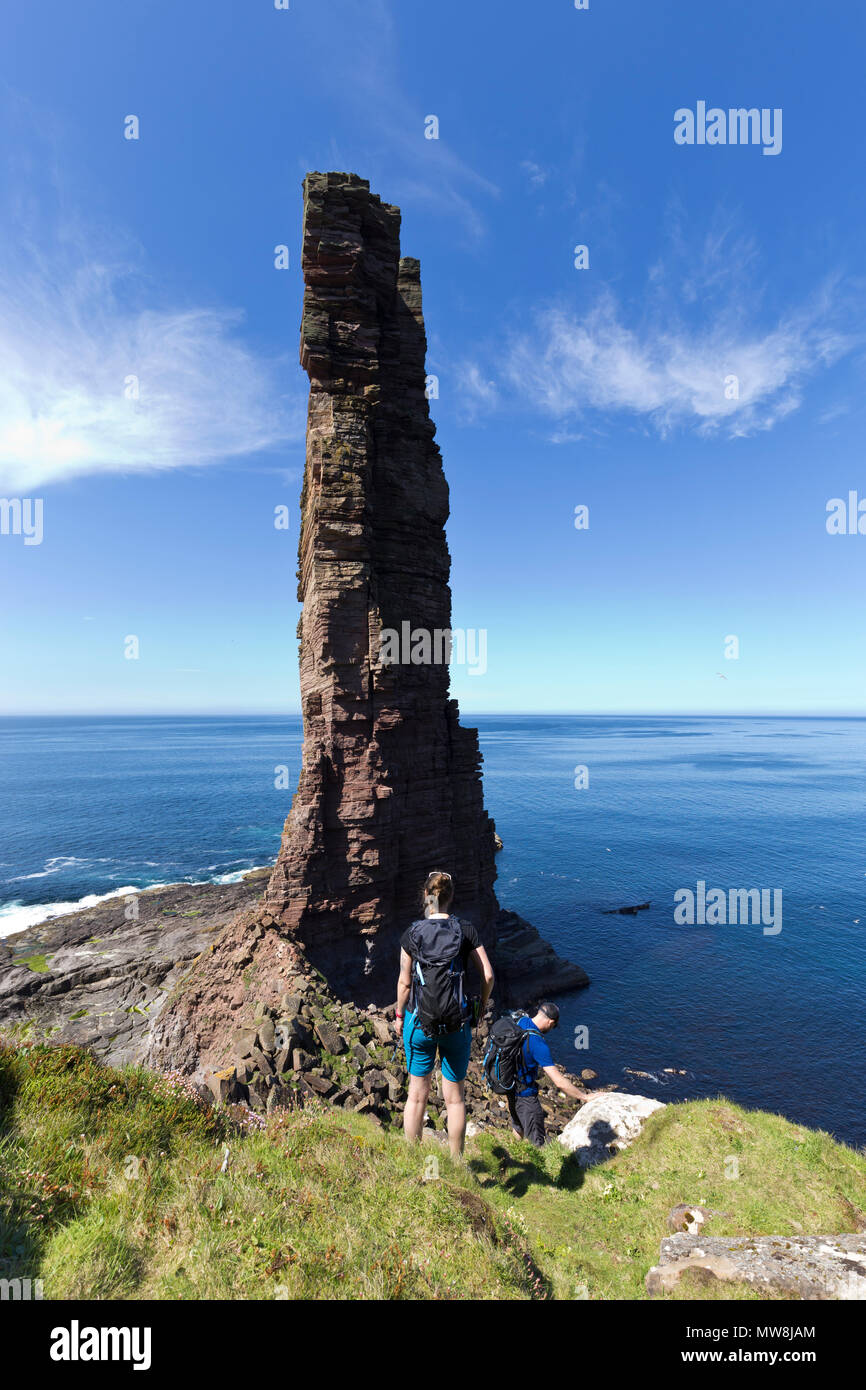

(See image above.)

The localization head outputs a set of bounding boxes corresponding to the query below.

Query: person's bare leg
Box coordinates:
[404,1074,431,1142]
[442,1077,467,1158]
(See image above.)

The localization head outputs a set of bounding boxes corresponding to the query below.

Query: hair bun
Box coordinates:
[422,869,454,910]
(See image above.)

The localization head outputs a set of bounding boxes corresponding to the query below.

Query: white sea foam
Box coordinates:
[0,886,143,937]
[6,855,114,884]
[0,864,272,938]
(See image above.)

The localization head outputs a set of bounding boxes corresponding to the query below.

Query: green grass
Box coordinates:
[0,1044,537,1300]
[2,1044,864,1300]
[469,1099,866,1299]
[15,954,51,973]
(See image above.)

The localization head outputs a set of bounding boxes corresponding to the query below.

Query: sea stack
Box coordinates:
[263,172,498,996]
[146,174,586,1076]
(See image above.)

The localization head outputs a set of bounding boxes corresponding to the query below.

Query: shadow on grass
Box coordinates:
[469,1143,587,1198]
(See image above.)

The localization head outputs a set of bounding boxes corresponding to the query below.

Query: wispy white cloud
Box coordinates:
[458,194,860,439]
[455,362,499,422]
[520,160,549,189]
[504,288,855,438]
[0,225,302,492]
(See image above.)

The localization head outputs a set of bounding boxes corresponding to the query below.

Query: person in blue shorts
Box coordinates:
[395,870,494,1158]
[507,1003,594,1146]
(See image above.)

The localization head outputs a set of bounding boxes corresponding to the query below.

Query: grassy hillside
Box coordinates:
[2,1043,864,1300]
[469,1099,866,1299]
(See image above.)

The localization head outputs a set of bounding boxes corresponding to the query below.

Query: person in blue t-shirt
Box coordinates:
[507,1002,595,1146]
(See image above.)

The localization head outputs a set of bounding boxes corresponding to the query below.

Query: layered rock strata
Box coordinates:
[143,171,586,1075]
[263,171,498,996]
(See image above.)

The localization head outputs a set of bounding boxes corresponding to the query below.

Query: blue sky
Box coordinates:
[1,0,864,715]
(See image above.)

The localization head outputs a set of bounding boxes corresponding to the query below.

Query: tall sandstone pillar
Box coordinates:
[145,174,586,1076]
[265,172,498,995]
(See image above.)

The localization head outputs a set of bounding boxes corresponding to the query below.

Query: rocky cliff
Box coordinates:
[263,171,499,997]
[143,173,587,1076]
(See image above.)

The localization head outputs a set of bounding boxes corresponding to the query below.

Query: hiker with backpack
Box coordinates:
[483,1002,595,1147]
[396,870,495,1158]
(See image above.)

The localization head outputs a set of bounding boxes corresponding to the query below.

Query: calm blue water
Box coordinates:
[1,715,864,1145]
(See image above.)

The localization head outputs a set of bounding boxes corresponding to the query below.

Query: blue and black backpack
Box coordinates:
[405,915,467,1038]
[483,1012,541,1094]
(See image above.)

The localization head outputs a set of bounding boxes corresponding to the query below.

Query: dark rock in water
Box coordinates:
[493,909,589,1004]
[602,902,651,916]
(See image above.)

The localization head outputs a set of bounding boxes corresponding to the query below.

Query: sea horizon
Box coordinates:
[3,711,866,720]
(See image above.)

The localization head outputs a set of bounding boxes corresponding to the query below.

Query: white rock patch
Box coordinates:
[558,1092,666,1166]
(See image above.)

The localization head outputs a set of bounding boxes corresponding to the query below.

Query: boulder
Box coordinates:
[363,1069,389,1100]
[646,1234,866,1300]
[204,1068,236,1105]
[354,1094,381,1119]
[313,1019,347,1055]
[276,1016,313,1051]
[266,1083,294,1113]
[232,1026,258,1057]
[558,1092,665,1167]
[304,1073,336,1097]
[236,1057,256,1084]
[248,1046,274,1078]
[247,1077,269,1112]
[369,1015,392,1046]
[382,1070,404,1102]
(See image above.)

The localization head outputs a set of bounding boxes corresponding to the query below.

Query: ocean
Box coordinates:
[1,714,864,1146]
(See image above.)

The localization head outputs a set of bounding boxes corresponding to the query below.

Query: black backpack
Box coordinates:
[406,915,467,1037]
[483,1012,540,1094]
